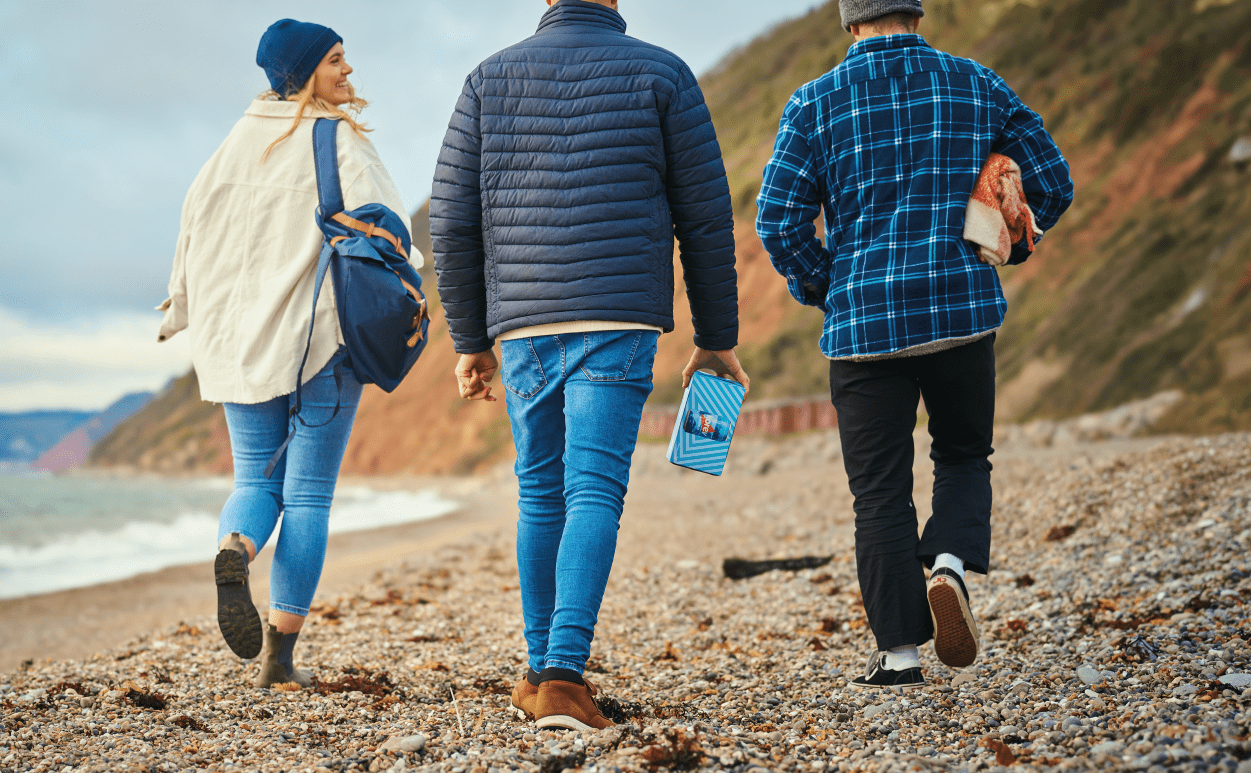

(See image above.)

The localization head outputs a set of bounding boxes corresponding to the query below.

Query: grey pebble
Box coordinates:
[861,702,892,720]
[1077,665,1101,685]
[1218,673,1251,689]
[1091,740,1124,756]
[1172,684,1198,697]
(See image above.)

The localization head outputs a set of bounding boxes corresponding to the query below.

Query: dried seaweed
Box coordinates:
[538,750,586,773]
[171,715,206,731]
[312,668,396,697]
[471,677,511,696]
[48,681,86,697]
[982,737,1016,765]
[641,728,705,770]
[598,695,649,723]
[1045,525,1076,541]
[654,642,681,662]
[125,687,167,710]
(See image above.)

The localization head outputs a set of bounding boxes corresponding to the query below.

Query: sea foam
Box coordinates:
[0,487,458,600]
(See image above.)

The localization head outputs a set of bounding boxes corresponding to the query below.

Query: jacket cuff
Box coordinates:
[1007,238,1033,266]
[454,340,495,355]
[157,297,188,342]
[693,329,738,352]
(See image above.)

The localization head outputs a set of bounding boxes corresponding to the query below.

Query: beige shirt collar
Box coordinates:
[244,98,339,120]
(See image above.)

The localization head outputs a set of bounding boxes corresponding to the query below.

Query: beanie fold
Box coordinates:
[838,0,924,31]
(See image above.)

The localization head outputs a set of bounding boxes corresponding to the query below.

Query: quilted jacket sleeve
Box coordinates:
[431,73,491,354]
[662,65,739,352]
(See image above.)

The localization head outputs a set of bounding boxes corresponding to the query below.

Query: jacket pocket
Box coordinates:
[501,339,548,399]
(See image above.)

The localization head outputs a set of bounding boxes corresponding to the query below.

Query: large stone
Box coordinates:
[1091,741,1124,756]
[1230,136,1251,164]
[1077,665,1101,685]
[1172,683,1198,697]
[1219,673,1251,689]
[862,702,894,720]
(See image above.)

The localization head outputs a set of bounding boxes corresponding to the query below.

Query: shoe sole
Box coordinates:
[215,549,263,659]
[848,680,924,691]
[929,577,979,668]
[511,704,534,721]
[536,715,599,732]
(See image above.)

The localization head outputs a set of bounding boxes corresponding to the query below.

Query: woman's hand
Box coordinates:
[455,351,499,402]
[682,348,750,396]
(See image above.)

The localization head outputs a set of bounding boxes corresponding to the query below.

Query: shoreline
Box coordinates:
[0,473,518,674]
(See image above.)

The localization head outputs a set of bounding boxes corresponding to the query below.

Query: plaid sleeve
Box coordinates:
[990,76,1074,234]
[756,97,834,308]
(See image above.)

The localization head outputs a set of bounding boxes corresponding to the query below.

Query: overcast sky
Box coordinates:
[0,0,825,411]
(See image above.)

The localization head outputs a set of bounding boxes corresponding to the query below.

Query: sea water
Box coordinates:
[0,474,458,600]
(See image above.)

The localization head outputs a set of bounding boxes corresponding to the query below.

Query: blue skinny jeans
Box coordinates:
[217,348,362,616]
[500,330,658,675]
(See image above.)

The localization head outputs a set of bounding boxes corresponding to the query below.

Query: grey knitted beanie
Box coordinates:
[838,0,924,31]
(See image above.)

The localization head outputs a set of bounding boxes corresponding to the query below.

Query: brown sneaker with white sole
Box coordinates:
[511,672,539,720]
[928,567,979,668]
[534,679,614,731]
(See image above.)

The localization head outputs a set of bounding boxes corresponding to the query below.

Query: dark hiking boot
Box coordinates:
[255,625,312,689]
[215,533,263,659]
[928,567,980,668]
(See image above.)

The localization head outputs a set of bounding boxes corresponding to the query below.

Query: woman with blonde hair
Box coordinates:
[157,19,417,687]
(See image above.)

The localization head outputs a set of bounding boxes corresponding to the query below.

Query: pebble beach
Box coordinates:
[2,426,1250,773]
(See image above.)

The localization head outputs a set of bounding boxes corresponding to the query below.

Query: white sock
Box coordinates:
[883,645,920,671]
[933,552,965,580]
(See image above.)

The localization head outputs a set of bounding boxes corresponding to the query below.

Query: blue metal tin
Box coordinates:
[666,370,746,476]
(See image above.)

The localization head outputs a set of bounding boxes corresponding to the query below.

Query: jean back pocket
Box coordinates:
[500,339,548,399]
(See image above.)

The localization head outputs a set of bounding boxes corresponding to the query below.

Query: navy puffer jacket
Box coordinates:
[431,0,738,354]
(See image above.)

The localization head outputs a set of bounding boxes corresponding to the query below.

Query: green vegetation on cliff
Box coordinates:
[92,0,1251,474]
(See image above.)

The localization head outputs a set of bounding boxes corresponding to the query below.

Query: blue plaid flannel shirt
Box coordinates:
[756,35,1073,359]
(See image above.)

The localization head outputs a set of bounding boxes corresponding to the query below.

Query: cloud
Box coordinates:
[0,305,190,411]
[1,0,822,410]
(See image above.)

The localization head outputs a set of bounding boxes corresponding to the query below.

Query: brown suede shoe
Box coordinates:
[534,679,614,731]
[512,674,599,721]
[511,677,538,720]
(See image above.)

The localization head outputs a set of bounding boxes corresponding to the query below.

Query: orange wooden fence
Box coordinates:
[640,396,836,438]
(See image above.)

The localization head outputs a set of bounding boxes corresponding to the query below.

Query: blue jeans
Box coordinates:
[501,330,658,674]
[218,348,363,616]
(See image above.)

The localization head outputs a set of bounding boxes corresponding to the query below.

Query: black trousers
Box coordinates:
[829,334,995,651]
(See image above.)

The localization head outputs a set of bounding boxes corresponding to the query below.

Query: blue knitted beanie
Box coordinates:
[256,19,343,97]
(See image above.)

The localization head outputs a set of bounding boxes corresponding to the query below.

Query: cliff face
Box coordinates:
[91,0,1251,474]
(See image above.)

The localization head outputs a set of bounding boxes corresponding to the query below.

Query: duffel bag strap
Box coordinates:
[263,241,344,478]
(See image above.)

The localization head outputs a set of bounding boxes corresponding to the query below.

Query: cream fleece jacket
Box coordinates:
[158,99,418,404]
